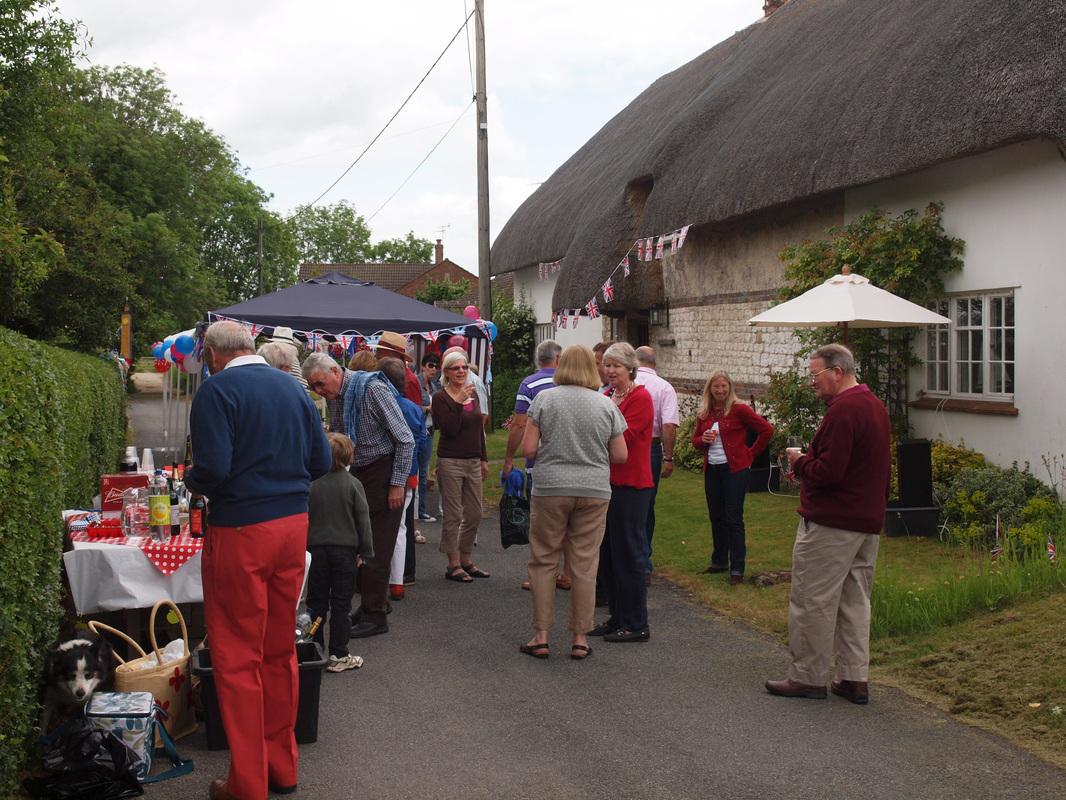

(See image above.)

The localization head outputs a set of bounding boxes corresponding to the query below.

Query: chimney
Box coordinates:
[435,239,444,264]
[763,0,786,16]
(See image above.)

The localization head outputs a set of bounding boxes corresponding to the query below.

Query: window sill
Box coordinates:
[910,396,1018,416]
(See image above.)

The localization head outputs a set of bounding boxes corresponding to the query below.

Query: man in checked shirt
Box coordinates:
[303,351,414,638]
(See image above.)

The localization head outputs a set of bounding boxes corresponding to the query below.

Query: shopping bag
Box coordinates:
[85,692,193,784]
[499,470,530,549]
[24,718,143,799]
[87,600,197,742]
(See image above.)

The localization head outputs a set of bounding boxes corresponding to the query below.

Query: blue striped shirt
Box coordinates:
[515,368,557,468]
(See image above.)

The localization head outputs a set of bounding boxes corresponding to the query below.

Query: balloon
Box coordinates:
[447,335,468,351]
[163,336,175,351]
[182,352,203,374]
[463,305,480,320]
[151,342,164,359]
[486,321,498,342]
[174,334,195,355]
[154,358,170,373]
[172,349,185,362]
[163,347,174,363]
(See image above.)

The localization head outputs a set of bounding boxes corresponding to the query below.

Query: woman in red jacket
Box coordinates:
[692,370,773,584]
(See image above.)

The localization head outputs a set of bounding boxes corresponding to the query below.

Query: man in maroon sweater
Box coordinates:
[766,343,890,705]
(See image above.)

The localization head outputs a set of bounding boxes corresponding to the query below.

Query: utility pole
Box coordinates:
[474,0,491,320]
[257,213,265,296]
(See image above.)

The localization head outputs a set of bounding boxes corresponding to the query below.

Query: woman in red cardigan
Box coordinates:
[692,370,773,584]
[589,342,655,643]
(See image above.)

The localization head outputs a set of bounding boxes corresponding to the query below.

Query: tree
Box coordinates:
[415,274,471,305]
[371,230,433,263]
[286,201,433,266]
[776,203,965,437]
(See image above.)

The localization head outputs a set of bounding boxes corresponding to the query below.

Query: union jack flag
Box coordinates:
[557,313,567,330]
[644,237,655,261]
[677,224,692,249]
[307,332,321,352]
[247,323,261,338]
[602,278,614,303]
[655,236,664,259]
[635,239,644,261]
[1049,536,1057,562]
[586,298,600,319]
[622,254,631,278]
[990,514,1003,561]
[571,309,580,328]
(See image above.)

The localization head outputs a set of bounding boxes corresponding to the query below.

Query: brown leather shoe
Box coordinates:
[729,575,743,586]
[831,679,869,705]
[764,678,827,699]
[209,779,239,800]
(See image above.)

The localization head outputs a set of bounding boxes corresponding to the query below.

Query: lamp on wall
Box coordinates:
[649,301,670,328]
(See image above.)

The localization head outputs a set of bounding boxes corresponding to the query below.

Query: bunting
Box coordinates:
[622,254,631,278]
[586,297,600,319]
[602,278,614,303]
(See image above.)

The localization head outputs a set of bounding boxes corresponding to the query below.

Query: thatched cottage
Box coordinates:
[489,0,1066,470]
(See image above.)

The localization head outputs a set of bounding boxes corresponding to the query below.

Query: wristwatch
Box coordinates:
[663,457,674,462]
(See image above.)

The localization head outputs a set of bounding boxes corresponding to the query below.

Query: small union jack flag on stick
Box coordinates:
[990,514,1003,561]
[602,278,614,303]
[1049,535,1057,562]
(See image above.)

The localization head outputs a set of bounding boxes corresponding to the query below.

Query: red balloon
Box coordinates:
[447,335,468,351]
[154,358,170,373]
[463,305,480,320]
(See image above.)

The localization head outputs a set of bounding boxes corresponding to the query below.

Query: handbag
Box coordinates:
[85,692,193,784]
[26,718,143,799]
[88,600,197,742]
[499,469,530,549]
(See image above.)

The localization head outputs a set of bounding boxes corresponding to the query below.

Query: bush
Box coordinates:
[674,416,704,473]
[0,326,126,793]
[491,369,524,429]
[942,463,1056,548]
[931,438,985,501]
[760,369,822,458]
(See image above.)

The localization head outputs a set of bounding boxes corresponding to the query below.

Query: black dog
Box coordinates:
[40,633,114,732]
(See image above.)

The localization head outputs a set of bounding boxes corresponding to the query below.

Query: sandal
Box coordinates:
[461,563,491,579]
[445,567,473,583]
[555,575,572,591]
[519,642,550,659]
[570,643,592,660]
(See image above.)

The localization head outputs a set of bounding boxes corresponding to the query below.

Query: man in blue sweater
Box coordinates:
[186,321,331,800]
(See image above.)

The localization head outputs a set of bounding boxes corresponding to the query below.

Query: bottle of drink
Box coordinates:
[189,495,205,538]
[294,612,312,642]
[169,477,181,538]
[148,469,170,541]
[183,435,193,473]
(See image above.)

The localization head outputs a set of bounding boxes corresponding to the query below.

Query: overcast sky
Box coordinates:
[55,0,760,273]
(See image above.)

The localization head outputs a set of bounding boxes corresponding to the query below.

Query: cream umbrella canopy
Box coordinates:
[748,267,950,343]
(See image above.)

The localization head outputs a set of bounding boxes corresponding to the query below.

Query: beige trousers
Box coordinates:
[437,457,483,556]
[528,495,610,634]
[787,518,880,685]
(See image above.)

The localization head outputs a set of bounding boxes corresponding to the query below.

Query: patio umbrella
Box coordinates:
[747,267,950,342]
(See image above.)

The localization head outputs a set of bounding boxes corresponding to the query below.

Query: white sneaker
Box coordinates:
[414,531,427,544]
[327,654,364,672]
[418,514,437,523]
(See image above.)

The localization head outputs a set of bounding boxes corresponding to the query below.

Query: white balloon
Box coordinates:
[182,352,203,373]
[164,347,174,363]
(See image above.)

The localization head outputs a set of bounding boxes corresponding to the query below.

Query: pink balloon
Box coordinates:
[463,305,480,320]
[447,335,468,350]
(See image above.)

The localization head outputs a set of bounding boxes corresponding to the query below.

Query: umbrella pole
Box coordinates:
[842,322,849,346]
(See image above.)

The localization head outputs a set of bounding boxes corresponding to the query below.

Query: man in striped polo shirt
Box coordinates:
[502,340,566,589]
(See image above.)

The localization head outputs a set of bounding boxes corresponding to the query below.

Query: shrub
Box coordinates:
[674,416,705,473]
[943,463,1056,548]
[0,326,126,793]
[930,438,985,501]
[760,369,822,458]
[491,369,524,429]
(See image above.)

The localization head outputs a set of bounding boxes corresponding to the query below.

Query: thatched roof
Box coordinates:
[490,0,1066,310]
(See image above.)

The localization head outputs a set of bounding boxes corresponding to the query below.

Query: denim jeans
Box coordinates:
[704,464,750,576]
[643,439,663,572]
[417,429,435,517]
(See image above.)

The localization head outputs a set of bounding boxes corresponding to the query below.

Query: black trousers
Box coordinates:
[354,456,403,625]
[306,545,357,658]
[599,485,653,631]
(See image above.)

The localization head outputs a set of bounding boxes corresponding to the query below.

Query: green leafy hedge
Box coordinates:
[0,326,126,793]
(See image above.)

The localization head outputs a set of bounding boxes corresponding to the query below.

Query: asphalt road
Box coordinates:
[130,390,1066,800]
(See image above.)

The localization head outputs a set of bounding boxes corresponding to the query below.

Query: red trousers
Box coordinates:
[202,513,306,800]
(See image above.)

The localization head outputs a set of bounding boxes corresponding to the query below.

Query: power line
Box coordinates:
[294,9,475,217]
[367,100,474,222]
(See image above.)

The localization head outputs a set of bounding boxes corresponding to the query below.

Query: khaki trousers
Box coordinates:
[787,518,880,685]
[528,495,610,634]
[437,457,483,556]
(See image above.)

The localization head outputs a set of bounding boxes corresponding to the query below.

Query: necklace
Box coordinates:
[612,383,633,403]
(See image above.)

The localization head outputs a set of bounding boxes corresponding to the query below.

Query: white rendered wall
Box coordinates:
[845,139,1066,472]
[512,265,603,350]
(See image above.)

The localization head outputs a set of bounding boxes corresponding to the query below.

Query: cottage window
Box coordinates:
[923,293,1014,399]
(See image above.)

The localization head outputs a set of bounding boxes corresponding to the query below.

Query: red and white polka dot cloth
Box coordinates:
[139,534,203,575]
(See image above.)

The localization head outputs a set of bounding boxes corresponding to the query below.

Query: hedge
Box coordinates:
[0,326,126,794]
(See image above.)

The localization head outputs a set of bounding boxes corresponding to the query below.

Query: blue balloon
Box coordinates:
[174,334,195,355]
[152,342,164,359]
[163,336,175,352]
[486,321,498,342]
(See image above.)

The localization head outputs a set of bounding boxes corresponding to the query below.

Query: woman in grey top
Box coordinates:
[519,345,628,660]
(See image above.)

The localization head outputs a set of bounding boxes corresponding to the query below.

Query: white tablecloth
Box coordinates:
[63,541,203,615]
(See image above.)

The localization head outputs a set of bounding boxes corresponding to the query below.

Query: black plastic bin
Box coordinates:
[192,640,327,750]
[884,501,940,537]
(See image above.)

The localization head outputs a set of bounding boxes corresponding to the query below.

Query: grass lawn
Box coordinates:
[650,465,1066,770]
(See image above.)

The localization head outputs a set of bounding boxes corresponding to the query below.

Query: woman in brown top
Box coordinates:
[431,349,490,583]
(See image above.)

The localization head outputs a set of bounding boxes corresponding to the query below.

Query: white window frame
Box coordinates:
[923,292,1015,400]
[534,322,555,344]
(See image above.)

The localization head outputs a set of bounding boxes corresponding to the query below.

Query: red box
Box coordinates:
[100,473,149,512]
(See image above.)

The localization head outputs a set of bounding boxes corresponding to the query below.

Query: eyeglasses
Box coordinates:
[446,365,468,372]
[809,366,837,383]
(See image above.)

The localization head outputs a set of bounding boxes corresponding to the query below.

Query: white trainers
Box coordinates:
[418,514,437,523]
[327,654,364,673]
[414,531,427,544]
